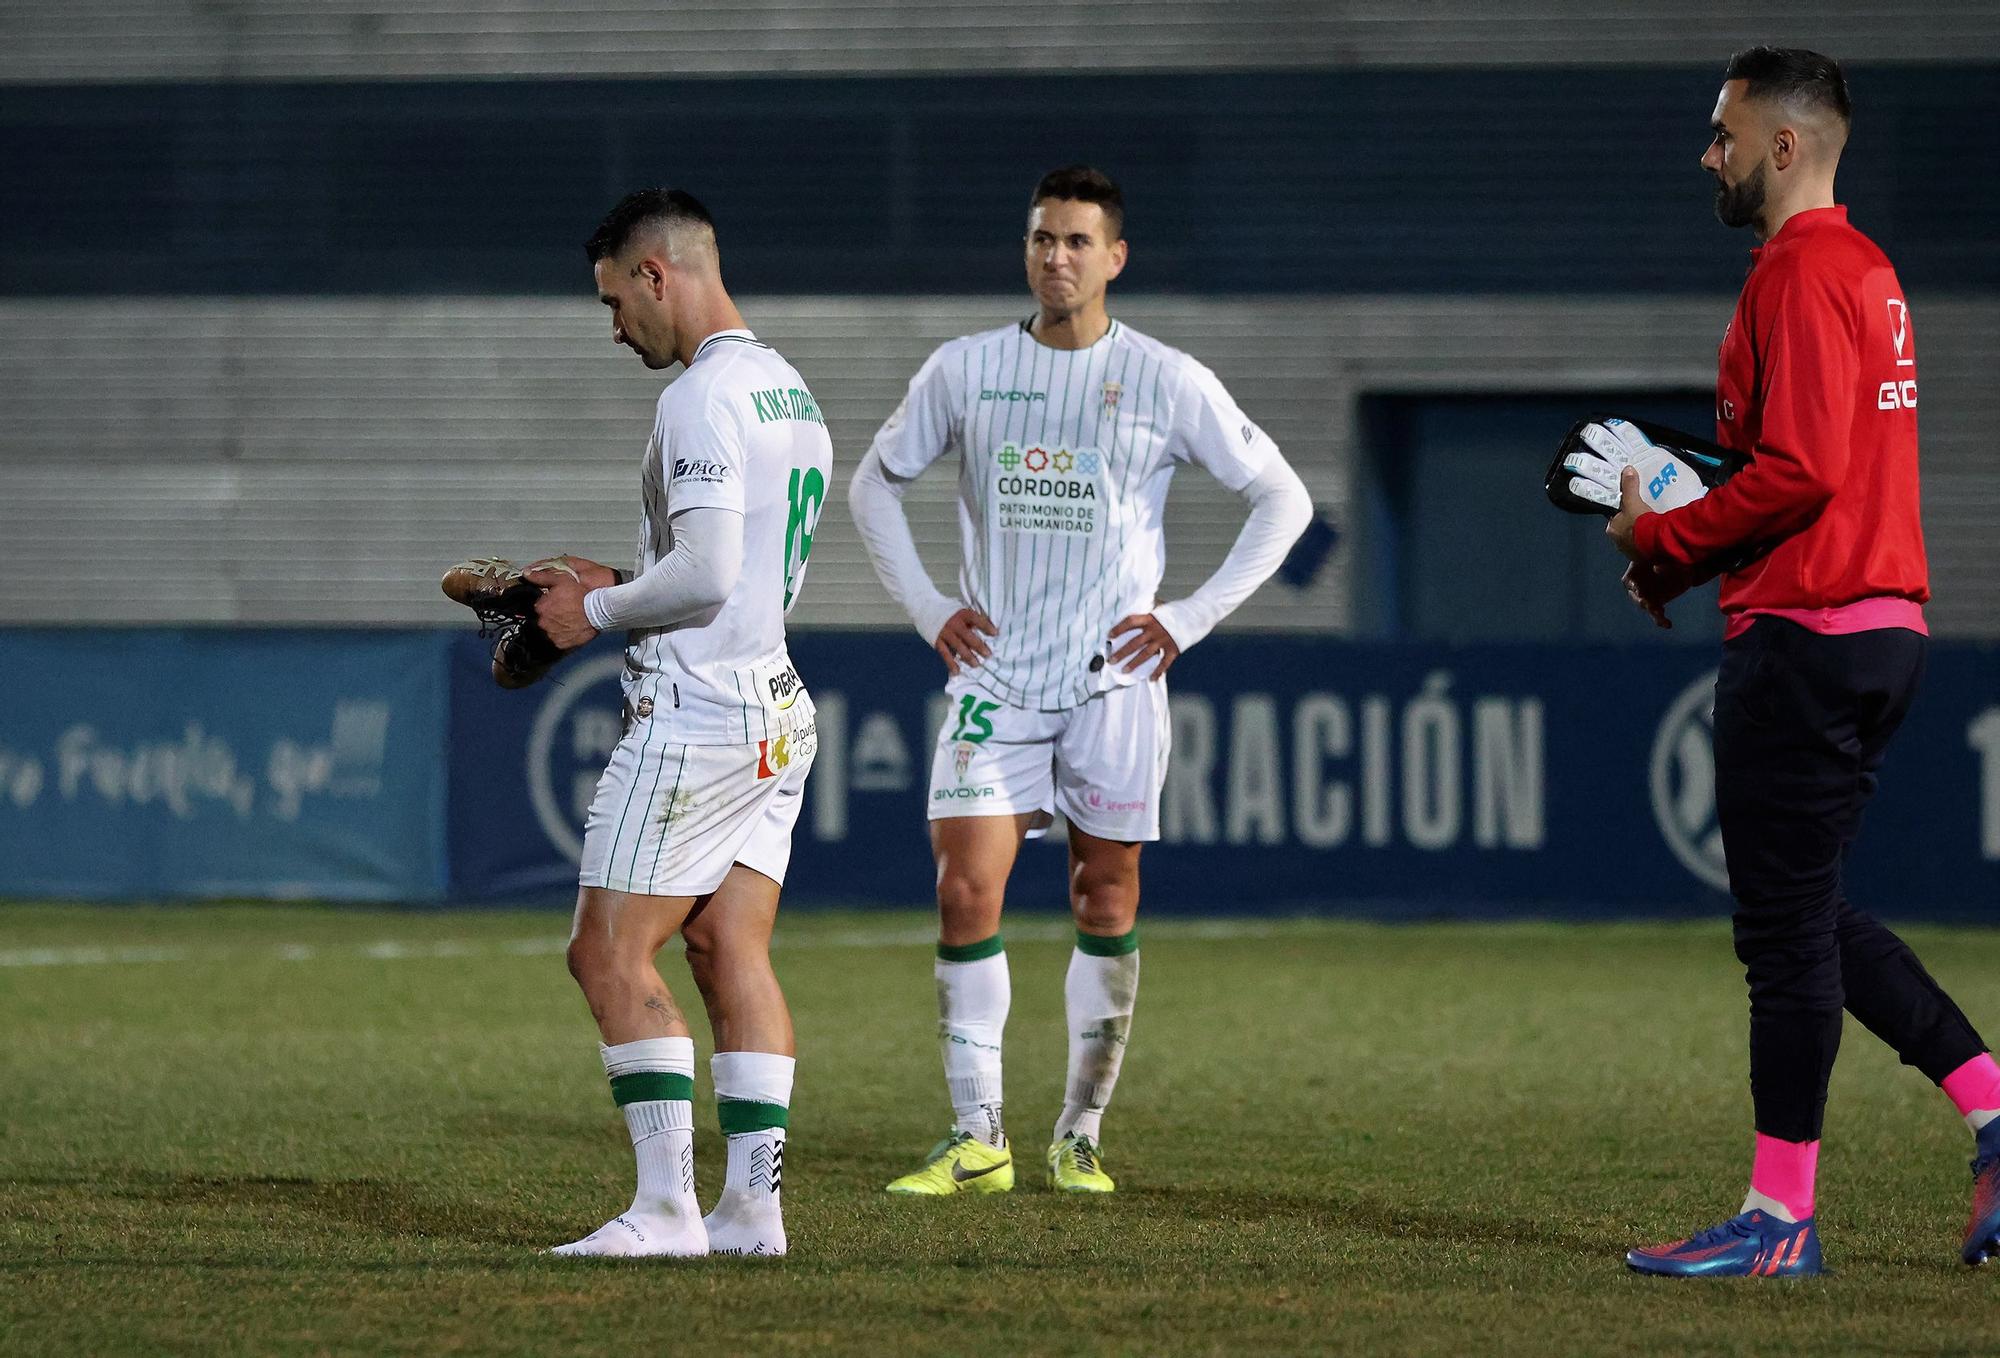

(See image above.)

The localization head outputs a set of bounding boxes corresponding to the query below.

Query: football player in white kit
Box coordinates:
[848,167,1312,1194]
[524,188,830,1257]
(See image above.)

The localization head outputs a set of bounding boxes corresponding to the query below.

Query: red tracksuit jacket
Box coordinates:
[1633,206,1929,619]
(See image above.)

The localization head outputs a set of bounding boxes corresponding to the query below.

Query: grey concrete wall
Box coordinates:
[3,1,1995,81]
[4,294,1993,635]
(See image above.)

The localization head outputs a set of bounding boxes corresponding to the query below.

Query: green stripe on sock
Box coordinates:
[1075,927,1138,957]
[609,1071,693,1106]
[937,934,1005,963]
[718,1099,790,1134]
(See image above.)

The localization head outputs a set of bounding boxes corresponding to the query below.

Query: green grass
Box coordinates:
[4,904,2000,1356]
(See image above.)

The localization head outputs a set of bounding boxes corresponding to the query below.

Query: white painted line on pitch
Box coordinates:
[0,916,1329,969]
[0,945,196,968]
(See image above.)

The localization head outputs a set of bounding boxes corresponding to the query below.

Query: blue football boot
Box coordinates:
[1962,1120,2000,1266]
[1626,1209,1822,1277]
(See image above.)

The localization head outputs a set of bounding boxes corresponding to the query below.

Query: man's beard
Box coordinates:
[1713,161,1768,229]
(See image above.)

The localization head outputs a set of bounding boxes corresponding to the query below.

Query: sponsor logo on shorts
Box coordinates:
[1084,789,1148,814]
[757,733,794,780]
[766,663,803,710]
[933,786,997,801]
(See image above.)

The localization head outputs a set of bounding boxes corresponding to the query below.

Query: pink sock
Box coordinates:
[1749,1133,1819,1220]
[1942,1053,2000,1118]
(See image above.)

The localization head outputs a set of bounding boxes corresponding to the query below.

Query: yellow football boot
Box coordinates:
[884,1131,1014,1196]
[1046,1134,1115,1193]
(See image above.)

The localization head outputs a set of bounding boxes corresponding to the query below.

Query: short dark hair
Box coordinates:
[1724,46,1852,127]
[585,188,715,263]
[1029,165,1124,239]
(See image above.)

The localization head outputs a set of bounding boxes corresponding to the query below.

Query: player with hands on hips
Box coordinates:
[847,165,1312,1198]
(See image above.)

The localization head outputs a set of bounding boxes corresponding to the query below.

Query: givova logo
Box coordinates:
[980,389,1045,402]
[1650,670,1727,890]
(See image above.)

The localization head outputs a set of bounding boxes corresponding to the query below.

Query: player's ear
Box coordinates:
[1106,238,1129,282]
[638,257,668,298]
[1771,124,1797,171]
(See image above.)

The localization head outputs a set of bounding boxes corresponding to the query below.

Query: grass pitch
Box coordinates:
[5,904,2000,1356]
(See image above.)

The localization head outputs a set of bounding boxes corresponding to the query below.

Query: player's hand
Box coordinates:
[1623,560,1690,630]
[1108,614,1181,679]
[1605,465,1650,560]
[526,555,612,650]
[934,608,998,675]
[527,555,619,591]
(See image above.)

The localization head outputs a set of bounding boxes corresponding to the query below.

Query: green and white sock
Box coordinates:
[602,1036,697,1219]
[937,935,1009,1147]
[1055,928,1140,1145]
[705,1050,793,1256]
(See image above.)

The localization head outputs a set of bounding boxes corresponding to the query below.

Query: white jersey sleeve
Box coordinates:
[661,393,750,515]
[870,345,962,479]
[1164,360,1278,493]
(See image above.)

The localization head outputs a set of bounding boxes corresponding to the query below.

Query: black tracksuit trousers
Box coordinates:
[1715,617,1986,1143]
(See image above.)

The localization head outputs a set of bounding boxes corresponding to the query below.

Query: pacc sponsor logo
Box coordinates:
[1650,670,1728,891]
[673,458,730,483]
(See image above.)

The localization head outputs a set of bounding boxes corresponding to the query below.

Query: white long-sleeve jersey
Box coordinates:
[605,328,832,745]
[863,318,1301,709]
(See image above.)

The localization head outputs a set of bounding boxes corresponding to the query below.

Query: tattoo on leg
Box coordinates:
[644,993,684,1027]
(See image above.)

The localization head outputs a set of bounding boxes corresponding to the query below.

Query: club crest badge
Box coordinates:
[1101,381,1122,417]
[953,741,976,783]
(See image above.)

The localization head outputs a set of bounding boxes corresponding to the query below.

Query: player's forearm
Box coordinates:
[846,447,961,644]
[1153,460,1312,651]
[582,507,744,631]
[1636,452,1833,567]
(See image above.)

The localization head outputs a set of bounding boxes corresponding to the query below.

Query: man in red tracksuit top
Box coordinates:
[1607,47,2000,1278]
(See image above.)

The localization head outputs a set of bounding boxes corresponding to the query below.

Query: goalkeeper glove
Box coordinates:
[1545,415,1748,517]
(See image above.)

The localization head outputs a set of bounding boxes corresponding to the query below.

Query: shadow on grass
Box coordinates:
[1127,1183,1628,1258]
[3,1170,559,1250]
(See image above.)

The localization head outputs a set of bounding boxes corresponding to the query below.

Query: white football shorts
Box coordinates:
[579,717,816,897]
[926,675,1170,842]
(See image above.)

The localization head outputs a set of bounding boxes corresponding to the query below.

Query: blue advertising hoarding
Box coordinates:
[0,629,451,901]
[1,628,1993,914]
[450,630,2000,920]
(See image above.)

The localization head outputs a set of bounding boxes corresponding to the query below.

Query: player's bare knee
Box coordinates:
[565,931,642,995]
[936,868,1005,926]
[1071,886,1138,935]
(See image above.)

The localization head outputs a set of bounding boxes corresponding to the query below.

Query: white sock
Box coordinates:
[1740,1188,1799,1223]
[1968,1108,2000,1134]
[710,1050,794,1221]
[1054,932,1140,1145]
[937,940,1009,1146]
[601,1036,698,1220]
